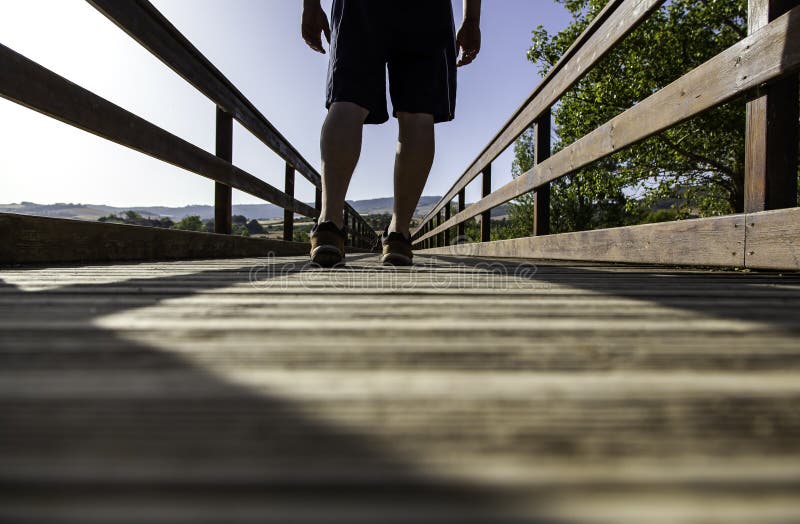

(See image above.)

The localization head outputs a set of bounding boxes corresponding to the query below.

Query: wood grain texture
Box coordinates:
[1,255,799,523]
[0,213,311,264]
[414,7,800,245]
[745,207,800,269]
[414,0,665,233]
[419,214,746,268]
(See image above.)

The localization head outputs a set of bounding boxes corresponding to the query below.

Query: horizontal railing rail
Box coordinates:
[414,0,664,237]
[413,0,799,263]
[0,0,378,250]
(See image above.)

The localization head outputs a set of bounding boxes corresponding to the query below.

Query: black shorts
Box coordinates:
[326,0,457,125]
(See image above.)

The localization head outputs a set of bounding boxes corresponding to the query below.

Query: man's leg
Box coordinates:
[388,112,435,237]
[319,101,370,228]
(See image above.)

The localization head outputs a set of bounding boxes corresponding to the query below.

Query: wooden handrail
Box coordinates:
[414,0,800,248]
[0,44,315,217]
[413,0,665,234]
[87,0,374,245]
[0,1,379,249]
[87,0,320,186]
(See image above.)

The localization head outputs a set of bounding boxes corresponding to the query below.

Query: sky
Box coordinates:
[0,0,572,207]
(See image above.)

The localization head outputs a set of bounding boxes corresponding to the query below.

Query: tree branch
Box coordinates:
[655,135,736,179]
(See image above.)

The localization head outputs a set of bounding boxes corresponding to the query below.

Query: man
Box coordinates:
[302,0,481,266]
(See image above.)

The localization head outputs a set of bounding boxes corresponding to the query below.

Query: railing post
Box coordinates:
[444,201,451,246]
[434,210,441,247]
[283,162,295,242]
[343,209,351,247]
[350,212,356,248]
[314,187,322,218]
[481,164,492,242]
[214,107,233,235]
[533,108,552,236]
[744,0,799,212]
[458,189,466,240]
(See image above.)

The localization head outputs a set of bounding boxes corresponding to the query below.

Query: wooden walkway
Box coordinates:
[2,254,800,523]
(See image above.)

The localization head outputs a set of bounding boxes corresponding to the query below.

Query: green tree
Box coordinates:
[246,219,265,235]
[510,0,756,235]
[293,229,310,243]
[232,224,251,237]
[173,215,205,232]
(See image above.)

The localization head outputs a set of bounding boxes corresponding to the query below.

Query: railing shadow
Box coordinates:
[424,254,800,333]
[0,258,527,524]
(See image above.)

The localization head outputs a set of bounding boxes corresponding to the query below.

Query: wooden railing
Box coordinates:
[413,0,800,270]
[0,0,378,252]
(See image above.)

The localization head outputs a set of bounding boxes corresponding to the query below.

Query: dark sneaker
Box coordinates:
[310,221,347,267]
[381,230,413,266]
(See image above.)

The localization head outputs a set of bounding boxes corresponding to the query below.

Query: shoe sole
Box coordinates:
[310,245,345,268]
[381,253,412,266]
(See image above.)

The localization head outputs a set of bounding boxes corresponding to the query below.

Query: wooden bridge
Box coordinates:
[1,1,799,522]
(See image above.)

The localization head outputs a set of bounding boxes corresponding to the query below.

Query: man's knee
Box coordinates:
[397,112,435,128]
[328,101,370,124]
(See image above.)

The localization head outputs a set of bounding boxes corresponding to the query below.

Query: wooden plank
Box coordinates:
[0,213,311,264]
[214,108,233,235]
[744,0,800,212]
[418,215,746,268]
[86,0,322,187]
[0,44,317,219]
[414,0,665,232]
[414,8,800,245]
[744,207,800,270]
[2,255,800,523]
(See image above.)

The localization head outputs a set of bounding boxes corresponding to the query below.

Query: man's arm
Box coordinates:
[302,0,331,54]
[457,0,481,67]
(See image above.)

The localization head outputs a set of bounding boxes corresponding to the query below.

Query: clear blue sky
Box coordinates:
[0,0,571,207]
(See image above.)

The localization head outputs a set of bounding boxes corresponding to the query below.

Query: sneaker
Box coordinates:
[310,221,347,267]
[381,230,413,266]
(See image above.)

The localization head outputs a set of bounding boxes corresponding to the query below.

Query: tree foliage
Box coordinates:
[172,215,205,232]
[510,0,758,235]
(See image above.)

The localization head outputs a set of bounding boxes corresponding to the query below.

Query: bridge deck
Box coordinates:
[2,254,800,523]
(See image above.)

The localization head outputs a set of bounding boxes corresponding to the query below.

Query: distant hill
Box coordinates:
[346,196,443,217]
[0,197,460,222]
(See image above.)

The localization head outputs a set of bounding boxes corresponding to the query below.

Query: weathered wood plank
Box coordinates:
[0,44,317,219]
[419,214,746,268]
[1,254,799,523]
[414,8,800,245]
[415,0,665,231]
[0,213,310,264]
[745,207,800,270]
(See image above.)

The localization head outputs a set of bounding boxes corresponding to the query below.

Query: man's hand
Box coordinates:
[302,1,331,54]
[456,19,481,67]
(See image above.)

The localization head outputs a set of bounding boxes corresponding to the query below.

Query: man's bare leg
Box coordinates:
[387,112,435,237]
[319,101,370,228]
